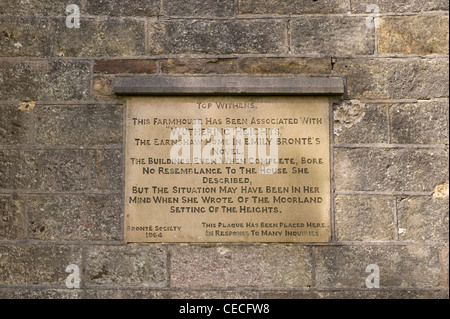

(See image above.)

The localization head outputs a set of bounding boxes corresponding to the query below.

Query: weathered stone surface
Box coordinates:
[442,246,449,288]
[85,0,160,16]
[0,59,91,101]
[35,150,90,191]
[0,0,81,15]
[334,101,389,144]
[148,20,285,54]
[0,288,81,299]
[35,104,123,146]
[0,195,25,241]
[291,17,375,55]
[434,183,449,199]
[170,245,313,288]
[314,245,441,288]
[85,245,168,287]
[164,0,237,16]
[0,0,448,298]
[259,289,445,299]
[239,0,350,14]
[54,18,146,57]
[163,290,258,299]
[398,196,449,242]
[390,100,449,144]
[0,150,34,190]
[18,101,35,112]
[351,0,449,13]
[335,195,396,241]
[0,17,51,57]
[0,245,82,285]
[239,57,331,74]
[3,287,444,299]
[93,76,115,99]
[333,58,449,100]
[89,149,123,192]
[82,289,258,299]
[0,104,32,145]
[0,150,90,191]
[334,148,449,192]
[160,58,238,74]
[81,289,146,299]
[28,195,122,241]
[94,59,157,74]
[379,16,449,55]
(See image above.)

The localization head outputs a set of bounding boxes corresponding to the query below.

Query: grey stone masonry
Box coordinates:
[0,0,448,300]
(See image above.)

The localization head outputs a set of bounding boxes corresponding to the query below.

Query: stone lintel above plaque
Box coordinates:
[113,76,344,96]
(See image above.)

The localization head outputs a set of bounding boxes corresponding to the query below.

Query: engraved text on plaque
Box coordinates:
[125,96,331,242]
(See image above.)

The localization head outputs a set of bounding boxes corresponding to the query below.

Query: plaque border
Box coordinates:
[123,96,335,243]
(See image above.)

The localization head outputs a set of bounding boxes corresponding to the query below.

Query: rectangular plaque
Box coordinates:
[125,96,331,242]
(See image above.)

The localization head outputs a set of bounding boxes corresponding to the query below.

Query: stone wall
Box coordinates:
[0,0,448,299]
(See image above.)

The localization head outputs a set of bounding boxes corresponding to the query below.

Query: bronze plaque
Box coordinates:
[125,96,331,242]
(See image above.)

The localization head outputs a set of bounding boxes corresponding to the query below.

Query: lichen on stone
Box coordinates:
[334,100,366,136]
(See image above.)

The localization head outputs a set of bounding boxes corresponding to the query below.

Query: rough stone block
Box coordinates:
[28,195,122,241]
[390,100,449,144]
[0,0,81,15]
[35,150,90,191]
[170,245,313,288]
[442,246,449,288]
[94,59,157,74]
[0,150,90,191]
[334,101,389,144]
[291,17,375,55]
[351,0,449,13]
[82,289,258,299]
[0,59,91,101]
[0,245,82,285]
[334,148,449,192]
[85,0,160,16]
[259,289,445,299]
[148,20,285,54]
[0,17,51,57]
[164,290,259,299]
[85,245,168,287]
[0,104,33,145]
[379,16,449,55]
[239,57,332,74]
[89,149,123,192]
[54,18,146,57]
[35,104,123,146]
[93,76,115,99]
[398,196,449,242]
[164,0,237,17]
[239,0,350,14]
[335,195,396,241]
[333,58,449,100]
[160,58,238,74]
[0,288,80,299]
[0,195,25,241]
[314,245,441,288]
[0,150,37,190]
